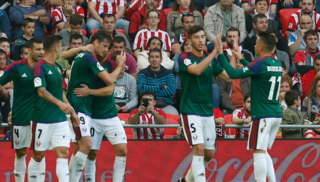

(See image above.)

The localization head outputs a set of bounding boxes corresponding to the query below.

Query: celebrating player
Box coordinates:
[66,30,126,182]
[218,32,282,182]
[177,26,230,182]
[0,38,46,182]
[27,35,79,182]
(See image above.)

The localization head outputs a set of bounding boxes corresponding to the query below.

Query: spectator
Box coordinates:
[294,30,319,75]
[58,14,89,48]
[86,0,128,37]
[217,55,251,114]
[245,0,282,33]
[51,0,85,33]
[107,37,137,79]
[204,0,246,45]
[128,90,167,139]
[279,75,293,111]
[232,93,251,139]
[11,18,34,61]
[0,38,13,65]
[302,55,320,98]
[167,0,203,39]
[169,126,185,139]
[0,50,7,73]
[133,9,171,58]
[241,0,277,18]
[129,0,167,42]
[101,13,132,54]
[0,82,12,130]
[9,0,51,40]
[214,108,225,139]
[129,0,163,12]
[171,13,195,55]
[57,33,84,69]
[205,0,240,12]
[137,48,178,115]
[0,10,12,40]
[137,37,174,72]
[287,0,320,35]
[305,122,320,138]
[281,62,288,76]
[111,53,138,113]
[45,0,64,15]
[20,46,30,60]
[243,14,289,56]
[222,27,254,62]
[282,90,305,139]
[288,14,319,57]
[302,77,320,123]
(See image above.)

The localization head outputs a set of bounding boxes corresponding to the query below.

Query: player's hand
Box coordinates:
[121,106,129,113]
[82,44,94,52]
[7,111,12,126]
[117,51,127,68]
[58,102,75,114]
[138,106,146,114]
[214,32,223,54]
[147,104,155,114]
[73,84,91,97]
[231,42,243,60]
[244,116,251,124]
[116,104,121,111]
[316,71,320,78]
[70,112,80,127]
[177,126,183,139]
[283,0,293,5]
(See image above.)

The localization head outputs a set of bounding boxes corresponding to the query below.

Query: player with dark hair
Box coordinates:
[218,32,282,182]
[27,35,80,182]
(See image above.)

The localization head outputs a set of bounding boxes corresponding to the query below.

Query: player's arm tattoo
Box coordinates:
[37,87,63,106]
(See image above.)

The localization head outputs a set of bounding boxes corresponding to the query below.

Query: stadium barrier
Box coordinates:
[1,140,320,182]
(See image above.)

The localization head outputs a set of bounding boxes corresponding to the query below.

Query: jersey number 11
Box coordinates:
[268,76,281,101]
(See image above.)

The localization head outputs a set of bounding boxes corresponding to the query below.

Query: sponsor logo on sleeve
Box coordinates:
[34,77,42,87]
[288,23,293,29]
[55,16,60,22]
[97,62,104,71]
[184,59,192,66]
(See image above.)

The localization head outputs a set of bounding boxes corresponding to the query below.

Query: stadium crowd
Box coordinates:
[0,0,320,142]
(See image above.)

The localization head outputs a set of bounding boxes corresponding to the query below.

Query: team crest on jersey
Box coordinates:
[34,77,42,87]
[36,140,41,146]
[288,23,293,29]
[82,126,87,132]
[15,139,19,145]
[0,71,4,77]
[184,59,192,66]
[193,134,197,140]
[97,62,104,71]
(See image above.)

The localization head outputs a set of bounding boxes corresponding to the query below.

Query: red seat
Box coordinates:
[223,114,235,138]
[202,9,205,17]
[163,114,180,138]
[90,29,100,35]
[279,8,299,40]
[116,29,126,35]
[81,29,87,36]
[164,8,173,17]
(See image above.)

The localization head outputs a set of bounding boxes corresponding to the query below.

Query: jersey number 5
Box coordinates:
[268,76,281,100]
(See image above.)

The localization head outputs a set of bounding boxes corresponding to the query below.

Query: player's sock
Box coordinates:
[191,155,206,182]
[113,156,127,182]
[14,154,26,182]
[266,152,276,182]
[56,158,69,182]
[203,160,209,167]
[68,154,75,182]
[185,166,194,182]
[253,153,267,182]
[85,159,96,182]
[72,152,87,182]
[37,157,46,182]
[28,157,41,182]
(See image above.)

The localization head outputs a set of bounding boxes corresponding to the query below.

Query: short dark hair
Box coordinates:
[27,37,43,49]
[69,33,83,44]
[281,61,286,70]
[304,30,319,40]
[244,92,251,102]
[149,47,162,58]
[0,49,7,57]
[181,38,190,52]
[43,35,63,51]
[89,29,112,44]
[0,37,9,45]
[69,14,83,26]
[301,0,316,5]
[255,0,269,5]
[147,37,163,49]
[22,18,35,27]
[140,90,157,101]
[173,0,196,11]
[265,29,277,35]
[285,90,300,107]
[111,52,121,62]
[102,13,116,21]
[181,13,194,23]
[21,46,29,53]
[315,54,320,61]
[226,27,240,38]
[147,9,159,18]
[253,14,267,24]
[188,25,204,38]
[258,32,276,52]
[110,36,126,48]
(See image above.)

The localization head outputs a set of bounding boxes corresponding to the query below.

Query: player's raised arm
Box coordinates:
[62,44,94,61]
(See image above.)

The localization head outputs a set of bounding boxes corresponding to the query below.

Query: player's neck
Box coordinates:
[43,53,57,65]
[192,48,203,57]
[259,52,272,59]
[148,25,157,30]
[27,57,36,68]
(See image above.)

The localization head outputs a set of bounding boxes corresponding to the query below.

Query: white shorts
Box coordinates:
[91,116,127,150]
[247,118,282,150]
[31,121,70,151]
[181,114,216,150]
[12,125,32,149]
[68,112,91,142]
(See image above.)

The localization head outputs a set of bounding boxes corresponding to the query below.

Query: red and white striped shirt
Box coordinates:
[133,28,171,52]
[129,0,163,11]
[305,129,320,138]
[52,5,85,34]
[87,0,126,18]
[287,10,320,32]
[130,108,166,139]
[232,107,251,139]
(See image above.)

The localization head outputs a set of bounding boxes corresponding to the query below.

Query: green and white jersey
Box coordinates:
[178,52,224,116]
[67,52,104,116]
[219,54,282,120]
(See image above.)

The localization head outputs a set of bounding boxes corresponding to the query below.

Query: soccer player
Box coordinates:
[0,38,46,182]
[67,30,126,182]
[177,26,230,182]
[27,35,80,182]
[218,32,282,182]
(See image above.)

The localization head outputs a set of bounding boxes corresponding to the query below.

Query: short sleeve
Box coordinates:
[130,109,139,117]
[270,0,278,4]
[0,62,21,85]
[315,14,320,31]
[288,33,297,46]
[213,108,223,118]
[157,109,167,118]
[287,16,297,32]
[33,64,46,88]
[294,52,303,64]
[212,58,224,76]
[52,10,63,25]
[178,54,193,73]
[82,53,105,75]
[126,56,137,73]
[232,108,241,118]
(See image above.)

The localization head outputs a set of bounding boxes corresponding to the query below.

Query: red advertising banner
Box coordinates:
[1,139,320,182]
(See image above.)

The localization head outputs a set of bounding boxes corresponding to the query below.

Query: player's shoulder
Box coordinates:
[232,107,244,115]
[155,108,166,116]
[130,109,139,116]
[5,59,28,71]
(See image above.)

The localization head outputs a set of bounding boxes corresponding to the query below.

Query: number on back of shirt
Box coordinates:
[268,76,281,100]
[75,53,85,58]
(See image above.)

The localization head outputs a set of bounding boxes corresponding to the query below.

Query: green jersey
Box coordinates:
[219,54,282,120]
[32,60,66,123]
[92,60,118,119]
[178,52,224,116]
[67,52,104,116]
[0,59,35,125]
